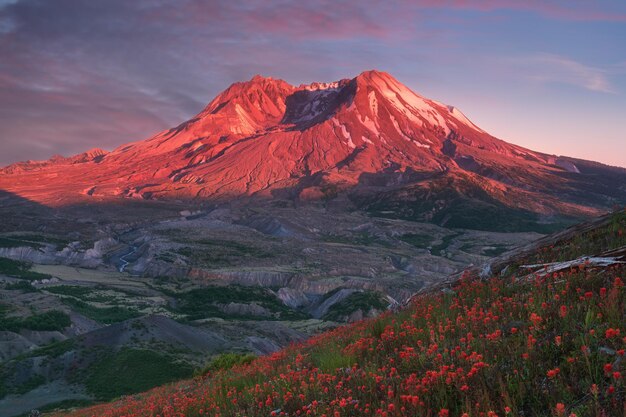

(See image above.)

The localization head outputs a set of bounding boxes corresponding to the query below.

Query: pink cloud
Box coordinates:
[414,0,626,22]
[506,53,616,93]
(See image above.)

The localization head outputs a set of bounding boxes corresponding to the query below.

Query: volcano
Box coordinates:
[1,70,625,231]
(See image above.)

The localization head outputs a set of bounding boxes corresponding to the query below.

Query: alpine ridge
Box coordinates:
[1,70,625,231]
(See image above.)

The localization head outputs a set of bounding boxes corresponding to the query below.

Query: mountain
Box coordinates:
[1,70,625,231]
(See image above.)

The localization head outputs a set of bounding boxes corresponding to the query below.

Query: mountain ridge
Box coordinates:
[1,70,625,231]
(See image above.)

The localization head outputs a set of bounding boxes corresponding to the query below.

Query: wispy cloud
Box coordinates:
[0,0,624,166]
[413,0,626,22]
[509,53,616,93]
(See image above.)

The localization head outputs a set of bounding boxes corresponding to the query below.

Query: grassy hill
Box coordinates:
[52,211,625,417]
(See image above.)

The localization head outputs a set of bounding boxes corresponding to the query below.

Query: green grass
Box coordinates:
[14,374,46,395]
[0,257,52,280]
[322,232,390,247]
[430,232,462,256]
[322,290,389,321]
[45,285,95,298]
[4,280,38,292]
[155,252,177,263]
[61,298,140,324]
[85,348,194,400]
[309,346,356,373]
[398,233,433,249]
[0,367,7,399]
[14,399,94,417]
[45,285,119,303]
[0,307,71,332]
[171,285,308,321]
[430,201,575,233]
[0,234,71,250]
[354,175,578,233]
[0,372,46,399]
[317,287,343,303]
[174,239,274,267]
[29,338,76,358]
[196,352,257,376]
[0,236,44,249]
[503,210,626,276]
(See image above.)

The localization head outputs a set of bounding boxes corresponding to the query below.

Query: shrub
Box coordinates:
[85,349,193,400]
[196,353,256,376]
[0,257,51,280]
[0,308,71,332]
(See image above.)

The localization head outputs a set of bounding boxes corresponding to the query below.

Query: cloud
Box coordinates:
[0,0,19,9]
[508,54,615,93]
[0,0,624,166]
[412,0,626,22]
[0,0,423,165]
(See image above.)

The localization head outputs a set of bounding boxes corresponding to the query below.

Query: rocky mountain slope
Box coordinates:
[2,70,625,231]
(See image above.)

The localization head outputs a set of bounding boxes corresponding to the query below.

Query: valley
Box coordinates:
[43,210,626,417]
[0,198,543,416]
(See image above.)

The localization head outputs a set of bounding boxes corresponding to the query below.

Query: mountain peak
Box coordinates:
[196,75,295,131]
[219,74,293,96]
[250,74,272,81]
[2,69,623,222]
[356,69,394,80]
[353,69,402,89]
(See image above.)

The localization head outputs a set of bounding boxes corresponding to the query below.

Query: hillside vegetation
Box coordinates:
[53,212,626,417]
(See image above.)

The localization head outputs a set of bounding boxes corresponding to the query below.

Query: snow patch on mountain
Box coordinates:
[368,91,379,116]
[234,104,257,134]
[446,105,485,133]
[390,115,412,142]
[301,81,341,91]
[333,119,356,149]
[291,89,339,123]
[361,115,379,134]
[555,158,580,173]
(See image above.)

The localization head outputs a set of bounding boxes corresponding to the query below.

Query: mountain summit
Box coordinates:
[1,70,625,231]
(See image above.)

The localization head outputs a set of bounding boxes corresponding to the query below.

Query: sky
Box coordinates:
[0,0,625,167]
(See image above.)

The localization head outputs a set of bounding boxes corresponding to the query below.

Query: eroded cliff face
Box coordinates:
[0,238,119,268]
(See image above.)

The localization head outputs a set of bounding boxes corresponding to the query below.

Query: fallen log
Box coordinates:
[520,256,626,274]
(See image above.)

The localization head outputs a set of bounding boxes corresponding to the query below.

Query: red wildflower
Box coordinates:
[529,312,542,326]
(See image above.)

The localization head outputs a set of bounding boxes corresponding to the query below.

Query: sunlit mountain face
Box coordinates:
[1,70,625,232]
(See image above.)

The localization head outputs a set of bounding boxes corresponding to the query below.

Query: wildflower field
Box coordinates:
[56,213,626,417]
